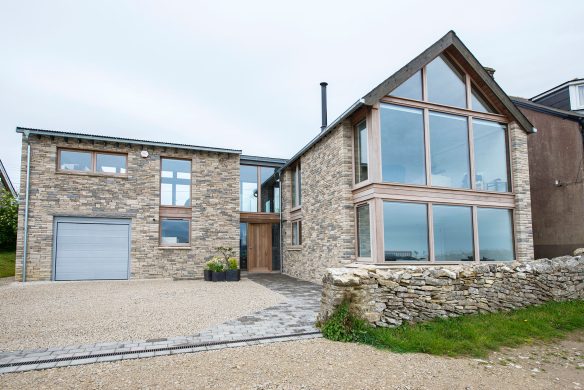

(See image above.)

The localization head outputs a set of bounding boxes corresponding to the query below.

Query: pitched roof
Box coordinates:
[531,78,584,101]
[0,159,17,198]
[511,96,584,121]
[282,31,535,170]
[16,127,242,155]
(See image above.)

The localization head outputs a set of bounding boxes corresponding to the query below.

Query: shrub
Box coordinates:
[227,257,238,270]
[0,189,18,250]
[205,257,225,272]
[320,300,371,342]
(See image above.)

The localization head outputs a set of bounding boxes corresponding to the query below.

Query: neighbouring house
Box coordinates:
[0,159,17,198]
[16,30,536,283]
[511,89,584,259]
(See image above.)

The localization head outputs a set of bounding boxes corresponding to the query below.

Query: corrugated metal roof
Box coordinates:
[16,127,242,154]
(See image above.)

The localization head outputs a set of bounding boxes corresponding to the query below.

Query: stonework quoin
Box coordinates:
[15,134,240,281]
[319,256,584,327]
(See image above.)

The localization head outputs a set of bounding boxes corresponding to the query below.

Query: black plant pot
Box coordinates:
[226,269,240,282]
[203,269,212,281]
[212,271,226,282]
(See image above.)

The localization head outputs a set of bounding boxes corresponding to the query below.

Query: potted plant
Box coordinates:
[203,260,213,281]
[226,257,240,282]
[209,258,226,282]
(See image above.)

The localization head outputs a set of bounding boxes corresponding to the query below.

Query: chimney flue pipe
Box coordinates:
[320,82,328,131]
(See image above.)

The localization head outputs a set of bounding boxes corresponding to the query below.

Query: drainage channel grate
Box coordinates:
[0,331,322,369]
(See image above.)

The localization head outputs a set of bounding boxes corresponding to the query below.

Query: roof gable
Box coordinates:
[0,159,17,198]
[362,31,535,133]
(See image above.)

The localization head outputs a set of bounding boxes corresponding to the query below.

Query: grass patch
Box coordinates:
[0,250,16,278]
[320,300,584,357]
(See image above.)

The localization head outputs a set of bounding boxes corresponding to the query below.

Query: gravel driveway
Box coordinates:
[2,335,583,389]
[0,279,284,352]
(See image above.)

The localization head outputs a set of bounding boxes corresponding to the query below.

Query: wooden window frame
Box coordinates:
[291,219,302,247]
[160,157,192,208]
[355,202,374,260]
[240,164,280,214]
[353,119,369,185]
[291,163,302,210]
[159,217,191,248]
[57,148,128,177]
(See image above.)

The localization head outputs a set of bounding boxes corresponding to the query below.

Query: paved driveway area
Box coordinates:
[0,274,322,373]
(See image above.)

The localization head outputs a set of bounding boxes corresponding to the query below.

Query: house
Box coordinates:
[0,159,17,198]
[15,31,536,283]
[511,91,584,259]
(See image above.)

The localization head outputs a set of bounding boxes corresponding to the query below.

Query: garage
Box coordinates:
[53,217,131,281]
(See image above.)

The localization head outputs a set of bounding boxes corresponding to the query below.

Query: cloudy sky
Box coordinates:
[1,0,582,191]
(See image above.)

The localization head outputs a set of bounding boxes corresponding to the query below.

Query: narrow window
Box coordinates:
[59,150,92,172]
[429,111,470,189]
[473,119,510,192]
[383,202,428,261]
[389,70,423,101]
[577,85,584,108]
[426,55,467,108]
[380,104,426,185]
[291,164,301,208]
[96,153,127,174]
[291,220,302,246]
[161,158,191,207]
[160,218,190,246]
[356,204,371,258]
[433,205,474,261]
[260,167,280,212]
[477,208,514,261]
[354,120,368,183]
[240,165,258,212]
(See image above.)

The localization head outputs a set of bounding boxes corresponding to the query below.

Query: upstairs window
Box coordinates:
[426,55,467,108]
[354,120,369,184]
[390,70,423,101]
[291,164,301,208]
[161,158,191,207]
[58,149,127,175]
[240,165,258,212]
[59,150,92,172]
[240,165,281,213]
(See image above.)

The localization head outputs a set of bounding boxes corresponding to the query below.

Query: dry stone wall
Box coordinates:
[319,256,584,327]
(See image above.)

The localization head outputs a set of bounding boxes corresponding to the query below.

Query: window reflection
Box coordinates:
[161,159,191,207]
[473,119,509,192]
[383,202,428,261]
[261,167,280,212]
[426,55,467,108]
[357,204,371,257]
[390,70,423,101]
[433,205,474,261]
[240,165,258,212]
[478,208,514,261]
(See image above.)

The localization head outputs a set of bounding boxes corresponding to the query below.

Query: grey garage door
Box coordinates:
[54,218,130,280]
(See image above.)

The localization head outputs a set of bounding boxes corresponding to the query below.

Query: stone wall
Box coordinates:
[15,134,240,281]
[319,256,584,326]
[281,121,356,284]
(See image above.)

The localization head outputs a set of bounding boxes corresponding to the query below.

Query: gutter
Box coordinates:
[279,171,283,274]
[21,131,31,282]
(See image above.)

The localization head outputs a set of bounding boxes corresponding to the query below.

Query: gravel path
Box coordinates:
[2,335,583,389]
[0,279,284,352]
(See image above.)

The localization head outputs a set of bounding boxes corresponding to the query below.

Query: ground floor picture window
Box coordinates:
[433,205,474,261]
[160,218,190,245]
[477,208,515,261]
[383,202,429,261]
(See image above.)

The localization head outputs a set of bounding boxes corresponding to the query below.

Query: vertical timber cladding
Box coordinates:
[282,120,356,284]
[15,134,240,281]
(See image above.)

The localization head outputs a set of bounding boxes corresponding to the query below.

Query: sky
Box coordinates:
[1,0,582,191]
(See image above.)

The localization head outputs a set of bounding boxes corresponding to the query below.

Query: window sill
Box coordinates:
[56,171,128,179]
[291,206,302,213]
[287,246,302,251]
[158,246,192,250]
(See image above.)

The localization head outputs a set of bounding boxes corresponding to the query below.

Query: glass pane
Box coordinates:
[59,150,92,172]
[240,223,248,270]
[578,85,584,107]
[297,166,302,206]
[383,202,428,261]
[161,159,191,206]
[272,223,281,271]
[429,111,470,189]
[473,119,509,192]
[471,87,496,113]
[357,204,371,257]
[260,166,280,213]
[389,70,422,100]
[291,168,297,208]
[96,154,126,174]
[478,208,514,261]
[426,55,467,108]
[240,165,258,212]
[160,219,190,245]
[433,205,474,261]
[354,120,368,183]
[292,222,299,245]
[380,104,426,185]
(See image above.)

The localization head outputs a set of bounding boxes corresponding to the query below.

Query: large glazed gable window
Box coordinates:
[471,86,496,113]
[477,208,514,261]
[354,120,369,184]
[473,119,509,192]
[58,149,127,175]
[161,158,191,207]
[390,70,423,101]
[383,202,428,261]
[426,55,467,108]
[429,112,470,189]
[380,104,426,185]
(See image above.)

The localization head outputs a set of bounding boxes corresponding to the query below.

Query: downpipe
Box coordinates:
[22,131,31,282]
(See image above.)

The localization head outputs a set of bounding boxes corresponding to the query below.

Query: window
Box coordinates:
[291,164,301,208]
[426,54,467,108]
[58,149,127,175]
[477,208,514,261]
[471,86,496,113]
[577,85,584,108]
[433,205,474,261]
[380,104,426,185]
[383,202,428,261]
[390,70,423,101]
[356,204,371,257]
[354,120,369,184]
[261,167,280,213]
[160,219,190,246]
[291,220,302,246]
[240,165,258,212]
[161,158,191,207]
[429,111,470,189]
[473,119,509,192]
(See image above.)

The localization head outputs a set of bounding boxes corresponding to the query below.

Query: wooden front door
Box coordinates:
[248,223,272,273]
